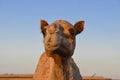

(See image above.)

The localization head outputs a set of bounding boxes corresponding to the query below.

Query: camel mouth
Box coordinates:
[45,44,59,51]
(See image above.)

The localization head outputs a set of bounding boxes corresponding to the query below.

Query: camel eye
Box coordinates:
[69,28,75,36]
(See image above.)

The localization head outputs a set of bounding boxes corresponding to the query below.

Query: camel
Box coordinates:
[33,20,85,80]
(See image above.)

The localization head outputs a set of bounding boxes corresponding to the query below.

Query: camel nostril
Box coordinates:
[48,38,52,42]
[47,43,50,46]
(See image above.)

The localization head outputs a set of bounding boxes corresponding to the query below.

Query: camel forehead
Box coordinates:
[52,20,74,29]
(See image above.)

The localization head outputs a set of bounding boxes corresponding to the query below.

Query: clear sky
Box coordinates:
[0,0,120,79]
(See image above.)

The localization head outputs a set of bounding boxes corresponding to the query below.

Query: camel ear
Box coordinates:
[74,21,85,35]
[40,20,48,30]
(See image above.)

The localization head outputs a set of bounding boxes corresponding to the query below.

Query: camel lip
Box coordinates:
[46,43,58,47]
[45,44,59,51]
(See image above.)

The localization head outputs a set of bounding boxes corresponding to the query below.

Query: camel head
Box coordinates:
[40,20,84,58]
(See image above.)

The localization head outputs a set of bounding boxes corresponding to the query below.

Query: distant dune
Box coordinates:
[0,74,112,80]
[0,74,33,80]
[0,74,33,78]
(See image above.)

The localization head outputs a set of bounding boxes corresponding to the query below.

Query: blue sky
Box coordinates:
[0,0,120,79]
